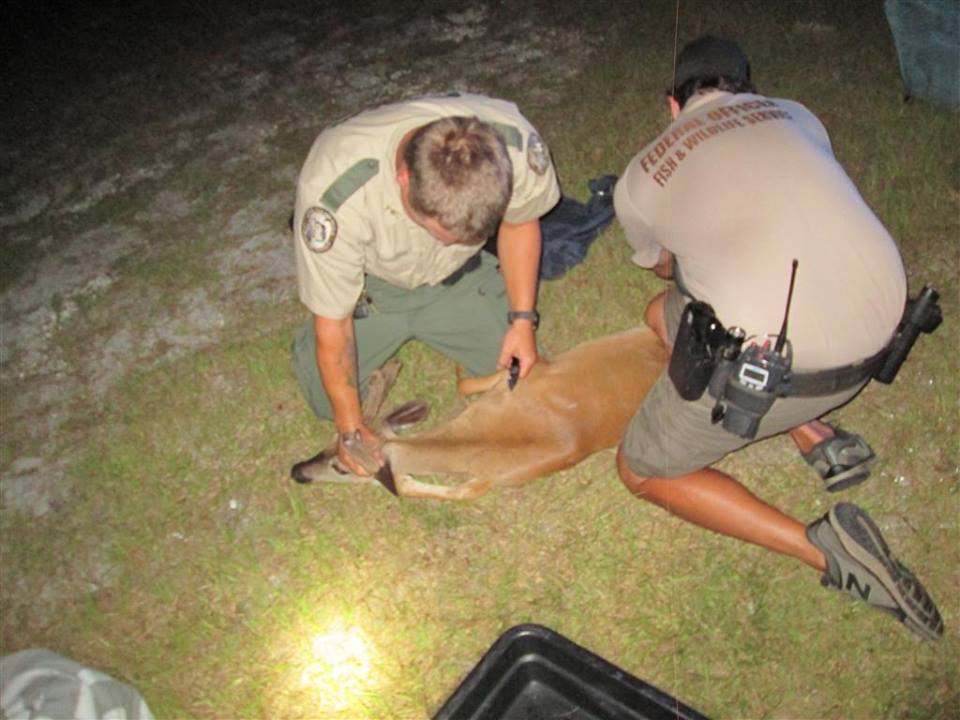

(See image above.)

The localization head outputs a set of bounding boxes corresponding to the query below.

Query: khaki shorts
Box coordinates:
[622,287,865,477]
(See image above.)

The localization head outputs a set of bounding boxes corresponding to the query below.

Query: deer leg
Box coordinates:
[457,369,508,396]
[456,358,552,396]
[394,475,493,501]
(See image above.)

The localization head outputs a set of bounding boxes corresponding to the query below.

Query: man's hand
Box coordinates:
[497,320,538,378]
[336,423,384,476]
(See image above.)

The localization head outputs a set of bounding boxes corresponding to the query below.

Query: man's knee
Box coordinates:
[616,444,651,496]
[644,292,670,348]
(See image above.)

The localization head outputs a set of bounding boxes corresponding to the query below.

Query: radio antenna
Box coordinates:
[775,259,799,353]
[671,0,681,96]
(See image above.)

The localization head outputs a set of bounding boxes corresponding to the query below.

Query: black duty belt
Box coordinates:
[787,345,889,397]
[441,253,482,286]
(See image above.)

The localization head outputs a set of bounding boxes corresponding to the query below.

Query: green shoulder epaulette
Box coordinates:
[321,158,380,211]
[486,121,523,151]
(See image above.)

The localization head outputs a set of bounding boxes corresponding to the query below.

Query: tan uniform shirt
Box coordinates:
[615,91,906,369]
[294,94,561,319]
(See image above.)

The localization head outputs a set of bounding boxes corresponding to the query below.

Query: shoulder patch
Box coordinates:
[301,207,337,253]
[320,158,380,212]
[526,132,551,175]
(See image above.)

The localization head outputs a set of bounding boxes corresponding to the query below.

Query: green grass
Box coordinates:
[2,1,958,718]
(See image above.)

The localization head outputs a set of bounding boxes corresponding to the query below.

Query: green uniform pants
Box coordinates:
[292,251,509,421]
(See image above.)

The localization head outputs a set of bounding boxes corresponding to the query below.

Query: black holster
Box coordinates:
[668,301,728,401]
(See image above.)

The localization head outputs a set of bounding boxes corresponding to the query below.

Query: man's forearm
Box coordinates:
[495,219,541,375]
[313,314,363,431]
[497,219,541,312]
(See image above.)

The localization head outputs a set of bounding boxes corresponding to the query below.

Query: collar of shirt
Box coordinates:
[376,127,425,259]
[679,90,734,117]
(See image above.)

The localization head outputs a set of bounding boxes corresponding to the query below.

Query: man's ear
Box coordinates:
[396,163,410,189]
[669,96,681,119]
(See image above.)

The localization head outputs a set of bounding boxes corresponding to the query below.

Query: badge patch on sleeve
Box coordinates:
[301,207,337,253]
[526,132,551,175]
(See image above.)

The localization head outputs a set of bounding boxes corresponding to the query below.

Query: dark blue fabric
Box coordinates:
[538,175,618,280]
[885,0,960,108]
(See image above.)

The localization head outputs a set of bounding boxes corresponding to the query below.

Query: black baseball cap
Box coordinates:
[673,35,750,90]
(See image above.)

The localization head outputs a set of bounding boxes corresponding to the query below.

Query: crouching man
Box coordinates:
[613,36,942,639]
[291,94,559,476]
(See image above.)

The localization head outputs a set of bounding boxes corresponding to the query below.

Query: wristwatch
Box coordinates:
[507,310,540,330]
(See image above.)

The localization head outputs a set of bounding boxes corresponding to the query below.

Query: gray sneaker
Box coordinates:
[806,502,943,641]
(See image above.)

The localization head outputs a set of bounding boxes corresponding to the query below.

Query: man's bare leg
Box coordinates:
[644,291,670,348]
[616,447,826,571]
[789,419,835,454]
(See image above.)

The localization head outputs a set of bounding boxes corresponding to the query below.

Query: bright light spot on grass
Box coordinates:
[300,622,375,711]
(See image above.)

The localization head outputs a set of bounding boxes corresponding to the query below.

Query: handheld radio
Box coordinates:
[709,260,798,439]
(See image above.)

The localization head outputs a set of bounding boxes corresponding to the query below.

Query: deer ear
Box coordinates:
[362,358,403,421]
[384,400,430,430]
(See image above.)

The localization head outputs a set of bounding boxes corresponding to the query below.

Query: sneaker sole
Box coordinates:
[830,503,943,640]
[823,457,875,492]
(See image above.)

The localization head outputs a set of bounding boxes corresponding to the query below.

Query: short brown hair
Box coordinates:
[404,116,512,243]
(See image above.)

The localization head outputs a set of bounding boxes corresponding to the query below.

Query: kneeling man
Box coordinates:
[291,94,559,476]
[614,36,942,640]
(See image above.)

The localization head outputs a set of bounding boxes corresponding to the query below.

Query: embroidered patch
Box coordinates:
[526,132,551,175]
[301,207,337,253]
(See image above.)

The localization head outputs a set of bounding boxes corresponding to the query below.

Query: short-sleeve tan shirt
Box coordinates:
[614,92,906,369]
[294,94,561,319]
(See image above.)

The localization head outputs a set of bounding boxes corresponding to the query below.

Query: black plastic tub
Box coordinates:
[433,624,709,720]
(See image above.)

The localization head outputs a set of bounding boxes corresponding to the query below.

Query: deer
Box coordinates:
[291,326,668,500]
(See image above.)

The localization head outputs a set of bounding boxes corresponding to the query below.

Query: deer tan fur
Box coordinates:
[293,326,668,501]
